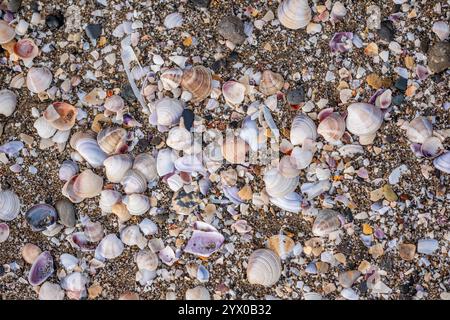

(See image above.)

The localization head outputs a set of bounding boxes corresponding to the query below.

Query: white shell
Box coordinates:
[157,148,177,176]
[0,190,21,221]
[123,194,151,216]
[71,133,108,168]
[269,192,302,213]
[247,249,282,287]
[72,169,103,199]
[222,81,246,106]
[406,116,433,144]
[34,117,56,139]
[26,67,53,93]
[278,155,300,178]
[317,113,346,143]
[433,152,450,174]
[121,169,147,194]
[164,12,183,29]
[0,89,17,117]
[139,218,158,236]
[133,153,158,182]
[185,286,211,300]
[104,95,125,114]
[84,221,104,243]
[166,126,192,150]
[61,272,88,292]
[99,190,122,213]
[121,225,147,249]
[60,253,79,271]
[58,160,79,182]
[0,223,10,242]
[167,174,184,192]
[264,167,299,198]
[346,103,383,137]
[290,146,313,169]
[312,209,342,237]
[97,127,127,155]
[136,249,159,271]
[154,98,183,127]
[96,234,124,260]
[160,68,183,90]
[290,114,317,145]
[39,282,65,300]
[432,21,449,41]
[0,20,16,44]
[277,0,312,30]
[104,154,133,183]
[331,1,347,21]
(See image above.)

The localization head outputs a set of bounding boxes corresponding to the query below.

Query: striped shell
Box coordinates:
[120,169,147,194]
[136,249,159,271]
[154,98,184,127]
[96,234,124,260]
[259,70,284,96]
[264,167,299,198]
[26,67,53,94]
[346,103,383,137]
[0,190,21,221]
[133,153,158,182]
[290,114,317,145]
[247,249,282,287]
[406,116,433,144]
[160,68,183,90]
[97,127,128,155]
[99,190,122,213]
[70,132,107,168]
[58,160,79,182]
[222,81,246,106]
[104,154,133,183]
[121,225,147,249]
[277,0,312,30]
[181,65,212,103]
[72,170,103,199]
[312,209,342,237]
[0,89,17,117]
[317,112,346,143]
[122,194,151,216]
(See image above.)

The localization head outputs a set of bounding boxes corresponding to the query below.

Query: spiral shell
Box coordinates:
[406,116,433,144]
[433,152,450,174]
[312,209,342,237]
[0,89,17,117]
[264,168,299,198]
[122,194,151,216]
[72,169,103,199]
[26,67,53,93]
[259,70,284,96]
[346,103,383,137]
[99,190,122,213]
[277,0,312,30]
[136,249,159,271]
[121,225,147,249]
[154,98,184,127]
[0,190,21,221]
[43,102,77,131]
[104,95,125,114]
[222,136,248,164]
[70,132,107,168]
[290,114,317,145]
[121,169,148,194]
[166,126,192,150]
[247,249,282,287]
[133,153,158,182]
[317,112,346,143]
[96,234,124,260]
[185,286,211,300]
[181,65,212,103]
[104,154,133,183]
[222,81,246,106]
[160,68,183,90]
[84,221,104,243]
[97,127,128,155]
[13,38,39,61]
[0,20,16,44]
[58,160,79,182]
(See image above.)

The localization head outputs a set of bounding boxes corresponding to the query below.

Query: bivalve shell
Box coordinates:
[277,0,312,30]
[34,116,57,139]
[264,168,299,198]
[406,116,433,144]
[123,194,151,216]
[185,286,211,300]
[346,103,383,137]
[84,221,104,243]
[160,68,183,90]
[222,136,248,164]
[136,249,159,271]
[13,38,39,61]
[70,132,107,168]
[121,169,147,194]
[96,234,124,260]
[166,126,192,150]
[164,12,183,29]
[0,190,21,221]
[58,160,79,182]
[104,95,125,114]
[268,235,295,259]
[133,153,158,182]
[72,170,103,199]
[290,114,317,145]
[99,190,122,213]
[22,243,42,264]
[259,70,284,96]
[317,112,346,143]
[39,282,65,300]
[43,102,77,131]
[121,225,147,249]
[154,98,184,127]
[25,204,58,231]
[26,67,53,93]
[433,152,450,174]
[104,154,133,183]
[222,81,246,106]
[247,249,282,287]
[28,251,54,286]
[312,209,342,237]
[0,20,16,44]
[181,65,212,103]
[0,89,17,117]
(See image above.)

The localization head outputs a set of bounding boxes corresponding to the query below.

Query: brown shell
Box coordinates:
[13,38,39,60]
[97,127,128,155]
[43,102,78,131]
[181,65,212,103]
[222,136,248,164]
[259,70,284,95]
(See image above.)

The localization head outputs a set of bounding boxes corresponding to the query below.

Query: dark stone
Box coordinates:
[378,20,395,42]
[394,77,407,91]
[359,281,368,294]
[121,84,137,102]
[427,41,450,73]
[392,4,401,13]
[45,12,65,30]
[217,16,246,45]
[211,59,226,73]
[182,109,195,131]
[0,265,4,277]
[31,1,39,12]
[7,0,22,13]
[420,35,430,53]
[431,73,443,83]
[392,94,405,106]
[228,51,239,61]
[85,24,102,40]
[286,86,305,105]
[229,121,239,129]
[151,136,163,146]
[190,0,210,7]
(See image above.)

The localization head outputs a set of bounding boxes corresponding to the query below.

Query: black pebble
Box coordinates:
[392,94,405,105]
[45,12,65,30]
[121,84,137,102]
[7,0,22,13]
[228,51,239,61]
[181,109,195,131]
[30,1,39,12]
[394,77,407,91]
[0,265,4,277]
[359,281,368,294]
[211,60,226,73]
[286,86,305,105]
[431,73,443,83]
[85,23,102,40]
[378,20,395,42]
[229,120,239,129]
[190,0,210,7]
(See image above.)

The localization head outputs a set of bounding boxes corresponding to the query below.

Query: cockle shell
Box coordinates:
[154,98,184,127]
[164,12,183,29]
[433,152,450,174]
[122,194,151,216]
[58,160,79,181]
[104,154,133,183]
[96,234,124,260]
[269,192,302,213]
[25,204,57,231]
[278,155,300,178]
[70,132,107,168]
[157,148,177,176]
[166,126,192,150]
[181,65,212,103]
[62,175,84,203]
[222,136,248,164]
[405,116,433,144]
[290,145,314,169]
[133,153,158,182]
[121,225,147,249]
[97,127,128,155]
[185,286,211,300]
[43,102,77,131]
[22,243,42,264]
[121,169,147,194]
[104,95,125,114]
[290,114,317,145]
[317,112,346,143]
[0,190,21,221]
[277,0,312,30]
[346,103,383,141]
[72,170,103,199]
[34,117,56,139]
[61,272,88,294]
[0,89,17,117]
[0,20,16,44]
[111,203,132,222]
[136,249,159,271]
[0,223,9,243]
[28,251,54,286]
[99,190,122,213]
[247,249,282,287]
[84,221,104,243]
[160,68,183,90]
[312,209,342,237]
[13,38,39,61]
[222,81,246,106]
[259,70,284,96]
[264,167,299,198]
[26,67,53,93]
[39,282,65,300]
[421,136,444,158]
[268,234,295,259]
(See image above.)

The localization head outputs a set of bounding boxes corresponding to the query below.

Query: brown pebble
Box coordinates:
[399,243,416,261]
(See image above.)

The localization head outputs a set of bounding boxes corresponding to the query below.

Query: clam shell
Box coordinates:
[222,135,248,164]
[277,0,312,30]
[26,67,53,93]
[247,249,282,287]
[121,225,147,249]
[43,102,77,131]
[154,98,184,126]
[269,192,302,213]
[406,116,433,144]
[290,146,313,169]
[181,65,212,103]
[104,95,125,114]
[264,167,299,198]
[34,116,57,139]
[62,175,85,203]
[58,160,79,181]
[0,190,21,221]
[70,132,107,168]
[13,38,39,60]
[433,152,450,174]
[312,209,342,237]
[160,68,183,90]
[22,243,42,264]
[222,81,246,106]
[104,154,133,183]
[72,169,103,199]
[268,235,295,259]
[157,148,177,176]
[317,112,346,143]
[290,114,317,145]
[259,70,284,96]
[133,153,158,182]
[0,20,16,44]
[0,89,17,117]
[164,12,183,29]
[421,136,444,158]
[166,126,192,150]
[278,155,300,178]
[99,190,122,213]
[0,222,10,243]
[111,203,132,222]
[61,272,88,293]
[25,204,57,231]
[346,103,383,137]
[96,234,124,260]
[185,286,211,300]
[39,282,65,300]
[28,251,54,286]
[84,221,104,243]
[136,249,159,271]
[122,194,151,216]
[97,127,128,155]
[121,169,147,194]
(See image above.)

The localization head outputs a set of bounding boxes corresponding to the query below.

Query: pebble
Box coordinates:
[286,87,305,105]
[427,41,450,73]
[394,77,408,91]
[181,109,195,131]
[398,243,416,261]
[121,84,137,102]
[85,24,103,40]
[417,239,439,255]
[392,94,405,105]
[369,243,384,258]
[7,0,22,12]
[55,199,76,228]
[45,12,65,29]
[190,0,210,7]
[338,271,361,288]
[382,184,398,202]
[378,20,395,42]
[217,16,246,45]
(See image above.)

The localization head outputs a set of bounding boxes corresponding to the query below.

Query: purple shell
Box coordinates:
[28,251,54,286]
[158,246,177,266]
[184,230,224,258]
[369,89,385,105]
[416,65,429,81]
[0,141,24,156]
[329,32,354,53]
[71,232,96,252]
[25,204,58,231]
[222,186,243,204]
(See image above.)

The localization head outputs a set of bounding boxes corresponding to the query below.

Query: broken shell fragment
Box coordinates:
[121,225,147,249]
[0,190,21,221]
[34,117,57,139]
[104,95,125,114]
[433,152,450,174]
[0,20,16,44]
[317,112,346,144]
[312,209,342,237]
[222,135,248,164]
[268,235,295,259]
[405,116,433,144]
[28,251,54,286]
[184,223,224,258]
[181,65,212,103]
[0,89,17,117]
[26,67,53,93]
[259,70,284,96]
[39,282,65,300]
[277,0,312,30]
[43,102,78,131]
[247,249,282,287]
[160,68,183,90]
[0,223,9,243]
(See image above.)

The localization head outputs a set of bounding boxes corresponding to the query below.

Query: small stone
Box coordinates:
[190,0,210,7]
[121,84,137,103]
[7,0,22,12]
[370,188,384,202]
[338,271,361,288]
[217,16,246,45]
[378,20,395,42]
[55,199,76,228]
[358,260,371,274]
[392,94,405,106]
[417,239,439,255]
[369,243,384,258]
[286,87,305,105]
[45,12,65,30]
[364,42,379,56]
[366,73,382,89]
[382,184,398,202]
[181,109,195,131]
[398,243,416,261]
[427,41,450,73]
[404,56,415,69]
[394,77,408,91]
[362,224,373,235]
[238,185,252,201]
[316,261,329,274]
[85,24,102,40]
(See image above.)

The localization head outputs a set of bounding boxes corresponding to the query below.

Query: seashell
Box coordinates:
[159,246,178,266]
[160,68,183,90]
[104,95,125,114]
[346,103,383,137]
[13,38,39,61]
[22,243,42,264]
[58,160,79,181]
[268,234,295,259]
[111,203,132,222]
[290,114,317,145]
[34,117,57,139]
[317,112,346,144]
[104,154,133,183]
[43,102,77,131]
[119,292,140,300]
[84,221,104,243]
[174,155,205,173]
[121,225,147,249]
[167,174,184,192]
[259,70,284,96]
[330,1,347,21]
[247,249,282,286]
[60,253,79,271]
[25,204,58,231]
[304,292,323,300]
[421,136,444,158]
[10,73,26,89]
[184,225,224,258]
[164,12,183,29]
[240,116,260,152]
[157,148,177,176]
[338,270,361,288]
[62,175,84,203]
[28,251,54,286]
[405,116,433,144]
[97,127,128,155]
[0,141,23,156]
[277,0,311,30]
[70,233,95,252]
[301,180,331,200]
[136,249,159,271]
[166,126,192,150]
[432,21,449,41]
[278,155,300,178]
[72,170,103,199]
[121,169,147,194]
[269,192,302,213]
[222,135,248,164]
[133,153,158,182]
[139,218,158,236]
[26,67,53,93]
[0,222,10,243]
[0,20,16,44]
[39,282,65,300]
[122,194,151,216]
[222,81,246,106]
[153,98,184,127]
[172,190,201,215]
[312,209,342,237]
[0,190,21,221]
[61,272,88,294]
[329,32,354,52]
[433,152,450,174]
[264,168,299,198]
[70,132,107,168]
[99,190,122,213]
[290,145,314,169]
[0,89,17,117]
[55,199,76,228]
[96,234,124,260]
[181,65,212,103]
[185,286,211,300]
